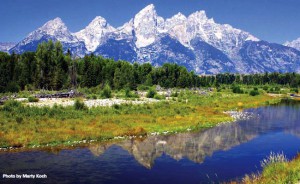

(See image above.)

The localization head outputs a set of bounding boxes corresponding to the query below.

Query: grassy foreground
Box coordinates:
[242,153,300,184]
[0,90,279,148]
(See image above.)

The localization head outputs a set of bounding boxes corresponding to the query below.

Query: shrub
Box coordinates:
[125,88,132,98]
[2,100,22,112]
[137,85,150,91]
[274,86,280,91]
[146,88,157,98]
[101,83,112,98]
[171,91,179,97]
[154,94,163,100]
[16,117,23,124]
[24,84,35,91]
[6,82,20,93]
[74,99,87,110]
[291,88,299,93]
[28,96,39,102]
[249,90,260,96]
[263,86,269,91]
[124,88,139,98]
[113,104,120,109]
[232,85,244,94]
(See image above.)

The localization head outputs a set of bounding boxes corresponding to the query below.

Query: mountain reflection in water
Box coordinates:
[1,103,300,184]
[89,104,300,169]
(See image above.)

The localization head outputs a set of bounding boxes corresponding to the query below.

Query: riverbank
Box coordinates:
[242,153,300,184]
[0,90,280,150]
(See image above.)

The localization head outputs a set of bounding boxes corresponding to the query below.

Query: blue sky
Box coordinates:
[1,0,300,44]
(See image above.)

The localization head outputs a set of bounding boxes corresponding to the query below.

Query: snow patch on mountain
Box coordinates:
[24,17,77,44]
[10,17,86,56]
[284,37,300,51]
[165,13,189,47]
[186,11,259,57]
[74,16,116,52]
[239,41,300,73]
[0,42,16,52]
[7,4,300,74]
[133,4,162,48]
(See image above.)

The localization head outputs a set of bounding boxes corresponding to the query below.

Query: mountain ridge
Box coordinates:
[6,4,300,74]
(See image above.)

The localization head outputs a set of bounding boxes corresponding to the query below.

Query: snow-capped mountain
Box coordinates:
[285,37,300,51]
[165,13,189,47]
[165,10,259,57]
[74,16,117,52]
[7,4,300,74]
[0,42,16,53]
[131,4,163,48]
[10,17,86,56]
[240,41,300,73]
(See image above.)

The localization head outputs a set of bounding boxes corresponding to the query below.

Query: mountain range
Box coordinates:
[0,42,16,53]
[2,4,300,74]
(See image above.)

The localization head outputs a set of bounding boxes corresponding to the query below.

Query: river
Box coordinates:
[1,101,300,183]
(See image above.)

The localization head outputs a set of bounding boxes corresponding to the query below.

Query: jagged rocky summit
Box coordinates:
[6,4,300,74]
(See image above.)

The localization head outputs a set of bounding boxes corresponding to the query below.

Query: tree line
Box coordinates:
[0,41,300,93]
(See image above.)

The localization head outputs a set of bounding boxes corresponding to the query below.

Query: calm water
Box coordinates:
[1,102,300,184]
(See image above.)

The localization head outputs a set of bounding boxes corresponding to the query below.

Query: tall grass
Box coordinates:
[260,152,288,168]
[0,91,278,148]
[243,152,300,184]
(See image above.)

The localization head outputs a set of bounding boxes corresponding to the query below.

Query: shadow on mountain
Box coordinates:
[94,38,137,62]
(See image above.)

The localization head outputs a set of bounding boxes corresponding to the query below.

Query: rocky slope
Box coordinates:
[8,5,300,74]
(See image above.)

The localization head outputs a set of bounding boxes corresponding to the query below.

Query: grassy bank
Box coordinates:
[242,153,300,184]
[0,90,279,148]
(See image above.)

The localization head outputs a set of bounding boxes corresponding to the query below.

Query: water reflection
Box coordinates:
[88,104,300,168]
[1,103,300,183]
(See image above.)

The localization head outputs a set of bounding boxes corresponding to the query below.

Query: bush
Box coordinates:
[137,85,150,91]
[274,86,280,91]
[171,91,179,97]
[6,82,20,93]
[101,83,112,98]
[249,90,260,96]
[113,104,120,109]
[16,117,23,124]
[2,100,22,112]
[125,88,132,98]
[74,99,87,110]
[263,86,269,91]
[28,96,39,102]
[24,84,35,91]
[146,88,157,98]
[154,94,163,100]
[124,88,138,98]
[232,85,244,94]
[291,88,299,93]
